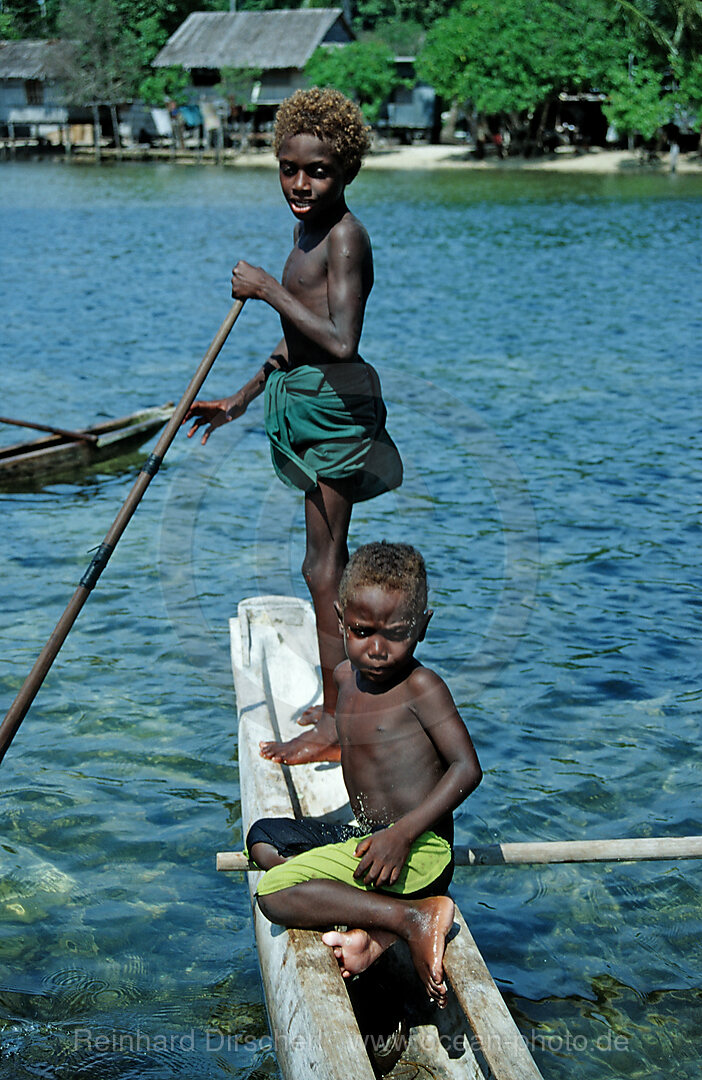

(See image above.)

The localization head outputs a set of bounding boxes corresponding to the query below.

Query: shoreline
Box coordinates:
[4,141,701,174]
[256,142,702,174]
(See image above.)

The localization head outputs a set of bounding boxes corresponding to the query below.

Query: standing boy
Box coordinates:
[184,89,402,766]
[246,542,482,1007]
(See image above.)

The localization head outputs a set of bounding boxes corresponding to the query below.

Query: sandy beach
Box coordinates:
[234,141,702,174]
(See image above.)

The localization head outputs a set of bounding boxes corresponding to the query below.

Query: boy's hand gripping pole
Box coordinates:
[0,300,245,766]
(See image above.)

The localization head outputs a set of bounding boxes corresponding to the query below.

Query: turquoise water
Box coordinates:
[1,159,701,1079]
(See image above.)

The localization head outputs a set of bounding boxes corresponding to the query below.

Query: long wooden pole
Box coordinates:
[0,415,98,443]
[216,834,702,872]
[0,300,245,766]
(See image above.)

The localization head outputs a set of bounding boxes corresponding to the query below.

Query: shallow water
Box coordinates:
[1,159,701,1079]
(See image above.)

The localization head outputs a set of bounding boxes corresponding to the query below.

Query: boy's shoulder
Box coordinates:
[404,661,447,696]
[328,209,371,252]
[334,657,354,686]
[404,662,458,716]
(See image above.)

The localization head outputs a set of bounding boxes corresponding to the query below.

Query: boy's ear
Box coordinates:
[344,163,360,184]
[333,601,344,634]
[416,609,433,643]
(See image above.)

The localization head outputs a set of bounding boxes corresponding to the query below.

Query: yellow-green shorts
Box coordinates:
[256,829,452,898]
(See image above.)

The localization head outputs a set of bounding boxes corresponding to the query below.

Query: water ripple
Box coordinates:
[1,162,700,1080]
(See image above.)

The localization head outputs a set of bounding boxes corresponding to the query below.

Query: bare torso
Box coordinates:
[334,660,454,844]
[281,209,374,367]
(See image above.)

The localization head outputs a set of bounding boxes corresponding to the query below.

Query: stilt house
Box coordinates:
[0,39,72,136]
[153,8,354,106]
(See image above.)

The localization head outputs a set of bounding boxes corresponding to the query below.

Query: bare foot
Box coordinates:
[321,928,398,978]
[259,711,340,765]
[405,896,455,1008]
[296,704,323,727]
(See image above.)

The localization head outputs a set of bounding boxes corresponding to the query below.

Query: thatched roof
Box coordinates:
[153,9,352,71]
[0,39,73,80]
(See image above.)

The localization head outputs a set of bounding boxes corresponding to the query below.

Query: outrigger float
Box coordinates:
[219,596,545,1080]
[0,404,174,487]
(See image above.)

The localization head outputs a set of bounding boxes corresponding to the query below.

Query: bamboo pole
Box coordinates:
[216,834,702,872]
[0,300,245,766]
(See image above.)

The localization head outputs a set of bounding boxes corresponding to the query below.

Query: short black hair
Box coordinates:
[338,541,428,620]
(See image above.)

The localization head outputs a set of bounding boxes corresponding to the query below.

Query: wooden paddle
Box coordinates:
[216,833,702,871]
[0,300,245,766]
[0,415,98,444]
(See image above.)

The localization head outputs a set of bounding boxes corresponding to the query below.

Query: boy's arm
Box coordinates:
[353,670,482,888]
[231,221,369,362]
[183,339,288,445]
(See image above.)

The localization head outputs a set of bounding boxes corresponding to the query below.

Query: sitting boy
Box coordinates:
[246,541,482,1007]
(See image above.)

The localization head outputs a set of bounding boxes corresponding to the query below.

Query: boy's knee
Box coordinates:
[301,553,344,595]
[248,841,280,871]
[255,867,296,923]
[301,554,314,587]
[255,891,279,923]
[246,818,274,857]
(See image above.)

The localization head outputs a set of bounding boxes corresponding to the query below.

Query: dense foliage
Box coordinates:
[415,0,702,143]
[58,0,142,105]
[2,0,701,145]
[305,40,405,122]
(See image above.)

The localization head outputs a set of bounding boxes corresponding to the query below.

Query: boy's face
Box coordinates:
[335,585,431,686]
[277,134,348,224]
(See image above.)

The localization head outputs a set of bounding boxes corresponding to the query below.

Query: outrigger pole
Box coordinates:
[0,415,99,444]
[217,833,702,870]
[0,300,245,766]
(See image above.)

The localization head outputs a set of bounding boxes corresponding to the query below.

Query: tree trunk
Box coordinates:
[110,103,122,160]
[92,102,101,163]
[535,97,551,153]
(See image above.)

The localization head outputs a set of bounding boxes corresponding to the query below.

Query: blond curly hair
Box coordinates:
[338,541,428,620]
[274,87,371,177]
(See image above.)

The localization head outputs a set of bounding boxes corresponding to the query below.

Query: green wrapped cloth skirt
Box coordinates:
[264,360,403,503]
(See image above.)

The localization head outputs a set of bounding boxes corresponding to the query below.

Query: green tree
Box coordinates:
[616,0,702,64]
[417,0,634,144]
[0,0,61,36]
[0,11,22,38]
[427,0,634,109]
[353,0,454,31]
[130,12,188,105]
[675,53,702,134]
[305,39,405,122]
[602,62,672,142]
[138,64,189,108]
[215,66,263,105]
[58,0,141,159]
[363,16,425,55]
[235,0,302,9]
[417,2,541,115]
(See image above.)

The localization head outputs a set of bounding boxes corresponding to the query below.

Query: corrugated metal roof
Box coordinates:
[153,9,351,71]
[0,39,73,80]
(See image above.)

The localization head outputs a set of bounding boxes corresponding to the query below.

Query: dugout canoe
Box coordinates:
[0,405,174,486]
[222,595,544,1080]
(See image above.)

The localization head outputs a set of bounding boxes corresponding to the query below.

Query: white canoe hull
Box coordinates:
[229,595,543,1080]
